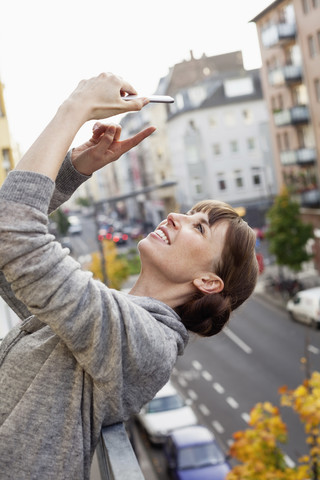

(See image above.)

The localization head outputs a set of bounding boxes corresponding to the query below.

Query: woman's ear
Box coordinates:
[193,273,224,294]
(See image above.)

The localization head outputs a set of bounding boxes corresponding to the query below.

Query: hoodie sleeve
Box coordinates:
[0,171,187,404]
[0,153,91,322]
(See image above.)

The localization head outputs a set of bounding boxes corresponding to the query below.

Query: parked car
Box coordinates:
[97,229,128,245]
[164,425,231,480]
[136,382,197,444]
[286,286,320,329]
[68,215,82,234]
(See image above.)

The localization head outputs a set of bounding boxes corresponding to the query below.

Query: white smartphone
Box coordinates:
[123,95,174,104]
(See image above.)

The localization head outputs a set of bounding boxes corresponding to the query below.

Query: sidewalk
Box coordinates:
[254,260,320,309]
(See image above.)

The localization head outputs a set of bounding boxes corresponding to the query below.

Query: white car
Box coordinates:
[137,381,198,444]
[68,215,82,234]
[287,286,320,329]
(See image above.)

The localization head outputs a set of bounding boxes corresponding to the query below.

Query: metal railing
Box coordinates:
[95,423,145,480]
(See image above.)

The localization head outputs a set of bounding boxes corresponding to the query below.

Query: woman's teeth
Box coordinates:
[155,229,169,244]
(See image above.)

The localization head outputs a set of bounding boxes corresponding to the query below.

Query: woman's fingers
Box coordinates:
[118,127,156,154]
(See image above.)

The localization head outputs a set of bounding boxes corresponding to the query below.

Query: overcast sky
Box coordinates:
[0,0,273,153]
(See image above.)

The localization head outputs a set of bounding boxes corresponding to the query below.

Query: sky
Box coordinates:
[0,0,273,153]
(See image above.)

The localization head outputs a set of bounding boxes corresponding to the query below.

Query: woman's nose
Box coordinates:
[166,212,185,228]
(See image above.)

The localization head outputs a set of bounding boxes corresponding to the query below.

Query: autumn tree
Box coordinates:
[266,187,314,273]
[280,371,320,480]
[227,402,308,480]
[88,239,130,290]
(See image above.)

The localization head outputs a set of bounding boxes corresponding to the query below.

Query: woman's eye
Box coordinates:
[195,223,204,233]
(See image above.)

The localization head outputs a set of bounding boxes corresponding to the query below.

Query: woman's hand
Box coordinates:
[71,122,156,176]
[66,72,149,121]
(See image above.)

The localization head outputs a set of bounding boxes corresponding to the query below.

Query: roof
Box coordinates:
[250,0,285,22]
[165,50,245,96]
[170,425,215,447]
[200,69,263,109]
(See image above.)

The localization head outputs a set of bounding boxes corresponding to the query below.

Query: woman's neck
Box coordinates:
[129,272,195,309]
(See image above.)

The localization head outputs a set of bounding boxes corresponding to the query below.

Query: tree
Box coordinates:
[227,369,320,480]
[266,187,314,272]
[88,240,130,290]
[50,208,70,236]
[227,402,308,480]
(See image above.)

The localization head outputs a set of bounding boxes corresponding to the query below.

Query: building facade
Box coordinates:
[0,79,16,186]
[252,0,320,268]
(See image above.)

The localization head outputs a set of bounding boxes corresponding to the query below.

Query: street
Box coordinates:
[132,293,320,479]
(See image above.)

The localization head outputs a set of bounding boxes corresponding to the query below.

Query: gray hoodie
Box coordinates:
[0,157,188,480]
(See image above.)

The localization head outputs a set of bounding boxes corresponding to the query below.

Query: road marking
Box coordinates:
[212,420,225,434]
[308,344,320,354]
[192,360,202,371]
[284,454,295,468]
[177,377,187,388]
[226,397,239,409]
[241,412,251,423]
[227,439,234,447]
[199,404,211,416]
[213,382,225,394]
[223,327,253,354]
[202,370,213,381]
[188,389,198,401]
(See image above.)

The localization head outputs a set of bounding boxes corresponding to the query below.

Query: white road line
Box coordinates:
[284,454,296,468]
[199,404,211,416]
[192,360,202,371]
[241,412,251,423]
[226,397,239,409]
[227,439,234,447]
[202,370,213,381]
[213,382,225,394]
[308,344,320,354]
[212,420,225,434]
[223,326,252,354]
[188,389,198,401]
[177,377,188,388]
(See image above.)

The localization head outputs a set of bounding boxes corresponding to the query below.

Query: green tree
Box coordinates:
[50,208,70,236]
[266,188,314,272]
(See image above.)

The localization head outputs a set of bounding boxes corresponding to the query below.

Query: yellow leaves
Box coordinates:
[88,240,129,290]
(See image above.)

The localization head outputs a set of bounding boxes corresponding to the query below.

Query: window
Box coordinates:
[213,143,221,155]
[242,109,253,124]
[312,0,319,7]
[234,170,244,188]
[2,149,11,174]
[217,173,227,191]
[315,79,320,102]
[252,167,262,186]
[247,138,255,150]
[302,0,310,13]
[192,177,203,195]
[209,116,217,127]
[230,140,239,153]
[317,30,320,50]
[308,35,316,57]
[224,112,236,126]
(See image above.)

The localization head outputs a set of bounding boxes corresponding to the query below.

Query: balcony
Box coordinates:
[268,64,302,86]
[262,22,296,48]
[274,105,309,127]
[94,423,144,480]
[280,147,317,166]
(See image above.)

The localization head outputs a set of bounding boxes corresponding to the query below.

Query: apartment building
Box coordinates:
[0,79,15,186]
[252,0,320,207]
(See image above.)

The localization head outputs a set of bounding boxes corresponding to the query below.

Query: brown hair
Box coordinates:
[175,200,259,337]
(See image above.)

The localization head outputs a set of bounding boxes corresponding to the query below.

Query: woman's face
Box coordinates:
[138,211,229,285]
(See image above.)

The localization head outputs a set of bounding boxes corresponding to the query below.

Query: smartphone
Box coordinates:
[123,95,174,104]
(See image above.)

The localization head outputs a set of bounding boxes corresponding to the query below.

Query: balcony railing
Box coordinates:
[280,147,317,166]
[262,22,296,48]
[268,64,302,86]
[95,423,145,480]
[274,105,309,127]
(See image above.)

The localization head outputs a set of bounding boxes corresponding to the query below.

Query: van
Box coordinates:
[286,287,320,329]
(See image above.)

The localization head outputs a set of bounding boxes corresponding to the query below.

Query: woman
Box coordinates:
[0,73,258,479]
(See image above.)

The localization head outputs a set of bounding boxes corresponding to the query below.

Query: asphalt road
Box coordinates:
[133,293,320,479]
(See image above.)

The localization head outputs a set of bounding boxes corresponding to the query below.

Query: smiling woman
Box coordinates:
[0,72,258,480]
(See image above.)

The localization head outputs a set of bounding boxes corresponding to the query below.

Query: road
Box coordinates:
[133,293,320,479]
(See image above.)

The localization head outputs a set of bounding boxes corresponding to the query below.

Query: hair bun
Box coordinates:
[176,292,231,337]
